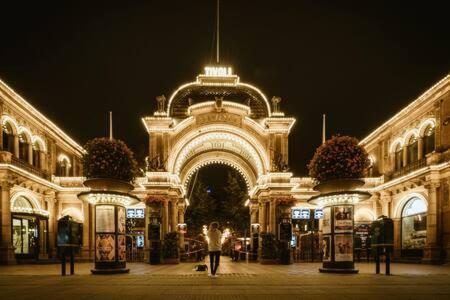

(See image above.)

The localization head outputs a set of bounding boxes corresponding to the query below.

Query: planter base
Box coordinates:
[319,267,359,274]
[91,268,129,274]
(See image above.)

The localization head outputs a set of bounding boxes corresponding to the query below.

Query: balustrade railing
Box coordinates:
[391,158,427,179]
[11,156,51,180]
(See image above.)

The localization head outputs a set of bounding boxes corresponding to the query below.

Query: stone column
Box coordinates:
[0,182,15,264]
[393,218,402,259]
[418,137,424,160]
[171,199,178,232]
[269,199,276,235]
[380,191,391,217]
[39,152,46,171]
[90,204,95,261]
[259,201,267,233]
[177,204,185,250]
[402,146,408,167]
[45,193,57,259]
[424,182,440,262]
[371,193,380,218]
[250,203,258,224]
[144,205,150,262]
[13,135,19,158]
[27,144,33,165]
[163,199,169,236]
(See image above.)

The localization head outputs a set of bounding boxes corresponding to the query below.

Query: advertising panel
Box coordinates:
[292,208,310,219]
[95,234,115,261]
[96,206,115,232]
[117,206,126,234]
[321,207,331,234]
[322,236,331,262]
[118,235,126,261]
[334,205,353,233]
[334,234,353,261]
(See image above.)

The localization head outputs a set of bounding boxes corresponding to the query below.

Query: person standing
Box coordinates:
[207,222,222,277]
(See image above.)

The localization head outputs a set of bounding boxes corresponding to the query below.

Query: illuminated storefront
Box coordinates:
[401,197,427,257]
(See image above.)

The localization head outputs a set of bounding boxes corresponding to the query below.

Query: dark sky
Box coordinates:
[1,1,449,176]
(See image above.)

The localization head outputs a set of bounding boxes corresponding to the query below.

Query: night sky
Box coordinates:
[1,1,449,176]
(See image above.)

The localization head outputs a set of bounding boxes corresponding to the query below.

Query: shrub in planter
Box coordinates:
[260,232,278,261]
[308,135,370,183]
[82,137,138,183]
[162,231,179,261]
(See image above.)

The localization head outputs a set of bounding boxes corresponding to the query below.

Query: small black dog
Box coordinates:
[194,264,208,271]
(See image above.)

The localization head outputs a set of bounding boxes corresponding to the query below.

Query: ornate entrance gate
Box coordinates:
[140,66,296,257]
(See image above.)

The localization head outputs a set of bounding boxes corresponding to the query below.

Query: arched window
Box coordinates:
[32,142,41,169]
[422,125,435,155]
[401,197,427,255]
[406,135,418,164]
[18,133,30,162]
[394,143,403,171]
[2,122,14,153]
[57,154,71,176]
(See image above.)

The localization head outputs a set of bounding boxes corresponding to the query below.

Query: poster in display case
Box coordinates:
[334,206,353,233]
[321,207,331,234]
[96,205,115,232]
[334,234,353,261]
[322,236,331,262]
[118,206,126,234]
[118,235,126,261]
[96,234,115,261]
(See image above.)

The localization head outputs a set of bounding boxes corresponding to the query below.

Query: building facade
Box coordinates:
[0,70,448,265]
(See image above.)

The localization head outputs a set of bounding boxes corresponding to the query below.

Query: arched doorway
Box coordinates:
[11,194,49,260]
[183,164,250,260]
[401,196,427,258]
[143,67,296,263]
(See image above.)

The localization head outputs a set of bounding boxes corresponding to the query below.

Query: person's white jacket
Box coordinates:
[207,229,222,252]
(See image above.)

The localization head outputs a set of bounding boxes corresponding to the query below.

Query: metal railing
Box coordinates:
[11,156,51,180]
[391,158,427,179]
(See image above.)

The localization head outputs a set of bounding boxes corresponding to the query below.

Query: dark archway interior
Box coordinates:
[185,164,249,237]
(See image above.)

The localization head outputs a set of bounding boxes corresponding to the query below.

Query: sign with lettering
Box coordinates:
[204,66,233,77]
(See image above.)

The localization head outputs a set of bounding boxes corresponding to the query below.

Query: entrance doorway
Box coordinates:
[184,164,250,261]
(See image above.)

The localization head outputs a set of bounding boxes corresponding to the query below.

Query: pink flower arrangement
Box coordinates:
[82,137,138,182]
[308,135,370,183]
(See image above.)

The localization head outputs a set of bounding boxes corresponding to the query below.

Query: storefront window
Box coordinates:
[13,216,38,255]
[401,197,427,251]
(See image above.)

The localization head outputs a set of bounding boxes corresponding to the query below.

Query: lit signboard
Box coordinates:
[314,208,324,219]
[292,208,310,219]
[204,66,233,77]
[127,208,145,219]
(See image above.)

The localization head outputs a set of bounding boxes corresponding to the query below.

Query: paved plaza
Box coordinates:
[1,259,450,300]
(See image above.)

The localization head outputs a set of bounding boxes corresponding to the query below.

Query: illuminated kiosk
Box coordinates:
[309,190,370,273]
[79,190,139,274]
[142,66,296,258]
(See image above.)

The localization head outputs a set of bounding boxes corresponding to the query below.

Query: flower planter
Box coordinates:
[84,178,134,193]
[313,178,364,193]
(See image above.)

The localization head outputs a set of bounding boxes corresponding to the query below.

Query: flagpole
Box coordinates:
[109,111,113,140]
[322,114,326,144]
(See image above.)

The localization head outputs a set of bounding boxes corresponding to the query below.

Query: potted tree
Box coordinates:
[162,232,180,264]
[260,232,279,264]
[82,137,139,192]
[79,137,139,274]
[307,135,370,274]
[308,135,370,193]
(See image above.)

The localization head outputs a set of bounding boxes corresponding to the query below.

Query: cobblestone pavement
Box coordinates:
[1,259,450,300]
